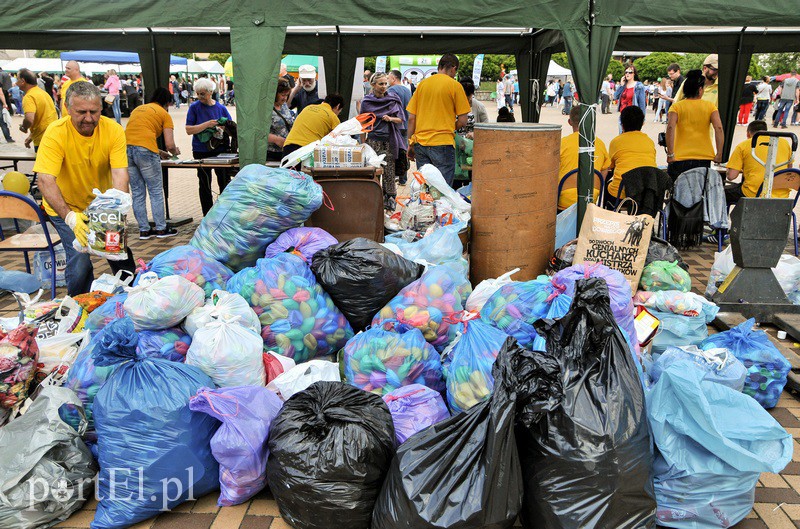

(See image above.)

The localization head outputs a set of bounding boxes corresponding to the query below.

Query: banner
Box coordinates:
[472,54,484,86]
[376,56,387,73]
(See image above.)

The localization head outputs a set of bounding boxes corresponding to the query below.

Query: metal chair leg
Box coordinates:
[48,247,57,299]
[794,212,798,257]
[718,229,723,253]
[23,251,31,273]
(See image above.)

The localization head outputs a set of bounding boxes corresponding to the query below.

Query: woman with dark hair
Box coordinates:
[665,69,724,179]
[267,79,293,162]
[125,86,181,239]
[614,65,647,116]
[360,72,405,211]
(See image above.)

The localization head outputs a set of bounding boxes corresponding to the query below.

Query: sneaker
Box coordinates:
[782,124,788,129]
[5,138,14,143]
[139,230,153,240]
[155,227,178,238]
[703,233,730,245]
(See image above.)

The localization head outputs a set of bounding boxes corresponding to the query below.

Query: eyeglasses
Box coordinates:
[704,65,718,72]
[625,71,634,74]
[196,91,209,96]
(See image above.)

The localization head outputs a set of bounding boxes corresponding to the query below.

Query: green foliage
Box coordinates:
[35,50,63,59]
[551,52,569,68]
[679,53,707,72]
[606,59,625,81]
[364,57,376,73]
[759,53,800,77]
[748,57,763,79]
[632,52,683,82]
[208,53,230,66]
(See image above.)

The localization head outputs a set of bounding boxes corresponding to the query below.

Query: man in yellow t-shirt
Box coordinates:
[282,93,343,158]
[608,106,658,198]
[33,80,133,295]
[59,60,87,116]
[558,105,610,209]
[726,120,794,206]
[16,68,57,150]
[407,53,471,186]
[673,54,719,108]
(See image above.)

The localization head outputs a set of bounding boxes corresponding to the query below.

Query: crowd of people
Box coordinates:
[557,53,797,246]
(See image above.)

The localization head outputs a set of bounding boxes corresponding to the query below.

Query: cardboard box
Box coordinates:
[314,145,365,168]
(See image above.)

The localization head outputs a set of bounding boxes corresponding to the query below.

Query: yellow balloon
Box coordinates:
[2,172,30,195]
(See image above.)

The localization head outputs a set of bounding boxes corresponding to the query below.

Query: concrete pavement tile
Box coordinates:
[239,515,275,529]
[247,499,281,517]
[151,512,216,529]
[753,503,797,529]
[53,509,94,528]
[210,503,249,529]
[762,473,792,488]
[192,493,221,514]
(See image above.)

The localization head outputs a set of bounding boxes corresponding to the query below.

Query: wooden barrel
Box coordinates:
[470,122,561,284]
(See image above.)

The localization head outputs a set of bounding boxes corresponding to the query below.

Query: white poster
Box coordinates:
[472,54,484,86]
[376,56,387,73]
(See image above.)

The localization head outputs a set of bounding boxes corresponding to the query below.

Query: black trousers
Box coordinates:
[193,150,231,216]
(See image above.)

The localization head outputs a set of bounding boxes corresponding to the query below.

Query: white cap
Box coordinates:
[298,65,317,79]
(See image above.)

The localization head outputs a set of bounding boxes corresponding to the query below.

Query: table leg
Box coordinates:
[149,165,192,229]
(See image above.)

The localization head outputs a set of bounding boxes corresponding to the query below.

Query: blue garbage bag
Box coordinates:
[0,266,41,294]
[190,386,283,506]
[555,203,578,249]
[701,318,792,409]
[384,224,465,273]
[83,293,127,336]
[646,359,793,529]
[650,311,709,355]
[91,317,219,529]
[133,245,233,298]
[644,345,747,391]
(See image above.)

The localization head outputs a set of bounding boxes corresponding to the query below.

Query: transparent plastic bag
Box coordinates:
[271,360,341,400]
[124,274,205,331]
[640,260,692,292]
[134,245,233,298]
[383,384,449,445]
[466,268,520,312]
[264,227,337,265]
[183,290,260,338]
[72,188,132,260]
[186,318,266,388]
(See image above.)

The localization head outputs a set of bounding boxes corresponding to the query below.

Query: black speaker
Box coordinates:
[729,197,793,268]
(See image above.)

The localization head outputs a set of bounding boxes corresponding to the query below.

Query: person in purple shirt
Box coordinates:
[387,69,412,184]
[185,77,233,215]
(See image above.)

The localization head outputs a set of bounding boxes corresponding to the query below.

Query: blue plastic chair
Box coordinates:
[755,168,800,256]
[557,168,606,212]
[0,191,62,298]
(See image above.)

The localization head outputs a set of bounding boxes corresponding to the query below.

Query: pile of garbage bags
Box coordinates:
[2,162,797,529]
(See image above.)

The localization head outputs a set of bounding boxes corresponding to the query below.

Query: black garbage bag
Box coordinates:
[372,337,560,529]
[311,238,424,331]
[519,277,656,529]
[266,381,396,529]
[646,237,688,272]
[546,239,577,276]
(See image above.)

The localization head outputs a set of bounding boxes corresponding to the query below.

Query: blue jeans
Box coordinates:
[110,94,121,123]
[775,99,794,126]
[414,144,456,187]
[173,92,181,108]
[563,96,573,115]
[0,112,12,141]
[127,145,166,231]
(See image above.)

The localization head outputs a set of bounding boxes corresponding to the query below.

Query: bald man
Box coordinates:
[60,60,86,116]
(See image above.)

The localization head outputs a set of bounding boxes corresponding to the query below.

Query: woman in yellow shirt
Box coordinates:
[608,106,658,200]
[665,69,724,180]
[125,87,180,239]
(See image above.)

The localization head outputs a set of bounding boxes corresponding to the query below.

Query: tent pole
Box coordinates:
[148,28,159,85]
[335,26,341,93]
[576,0,596,232]
[721,27,748,162]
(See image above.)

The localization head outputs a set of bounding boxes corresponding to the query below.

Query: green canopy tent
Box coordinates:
[4,0,800,227]
[282,54,319,72]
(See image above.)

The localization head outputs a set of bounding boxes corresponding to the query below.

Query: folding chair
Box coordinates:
[557,169,605,212]
[613,167,671,239]
[756,168,800,256]
[0,191,62,298]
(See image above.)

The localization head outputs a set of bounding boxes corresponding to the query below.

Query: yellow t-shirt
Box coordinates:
[60,77,88,116]
[407,74,471,146]
[33,116,128,216]
[674,78,719,108]
[284,103,340,148]
[668,99,717,161]
[727,137,792,198]
[608,131,658,197]
[125,103,174,153]
[557,132,610,209]
[21,86,58,147]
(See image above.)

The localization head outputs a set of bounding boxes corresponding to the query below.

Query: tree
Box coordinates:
[606,58,625,81]
[551,52,569,69]
[35,50,63,58]
[760,53,800,77]
[208,53,230,66]
[632,52,683,82]
[364,56,376,73]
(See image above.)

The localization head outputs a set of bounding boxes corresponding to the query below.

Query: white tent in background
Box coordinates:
[3,57,62,73]
[197,60,225,74]
[547,60,571,78]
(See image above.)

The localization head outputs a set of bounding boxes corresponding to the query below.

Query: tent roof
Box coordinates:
[547,60,571,77]
[281,54,318,71]
[61,50,187,64]
[195,60,224,74]
[3,57,62,73]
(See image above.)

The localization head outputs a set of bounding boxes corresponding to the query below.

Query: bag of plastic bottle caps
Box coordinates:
[343,327,444,396]
[227,254,353,363]
[267,381,395,529]
[91,321,219,529]
[133,245,233,298]
[190,165,323,272]
[372,263,472,352]
[383,384,450,445]
[480,276,572,352]
[187,318,266,388]
[72,188,132,260]
[466,268,520,313]
[83,293,127,336]
[190,385,284,506]
[264,227,337,265]
[312,238,424,332]
[633,290,718,318]
[639,260,692,292]
[183,290,261,338]
[384,223,465,272]
[124,273,205,331]
[553,263,639,355]
[61,317,137,443]
[701,318,792,409]
[644,345,747,391]
[137,327,192,362]
[445,317,510,414]
[0,323,39,410]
